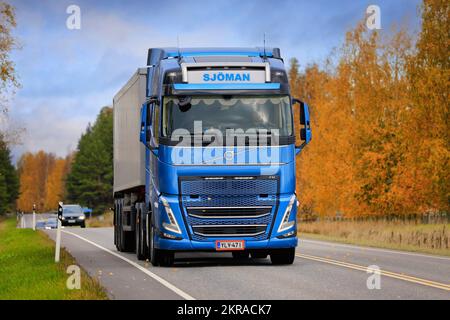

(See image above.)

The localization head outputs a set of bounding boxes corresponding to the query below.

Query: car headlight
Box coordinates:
[61,217,65,220]
[79,216,85,220]
[278,195,297,233]
[160,196,181,234]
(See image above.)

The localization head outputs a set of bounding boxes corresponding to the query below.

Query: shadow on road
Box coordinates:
[172,254,273,268]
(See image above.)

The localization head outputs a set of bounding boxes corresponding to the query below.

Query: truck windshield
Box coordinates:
[162,95,293,138]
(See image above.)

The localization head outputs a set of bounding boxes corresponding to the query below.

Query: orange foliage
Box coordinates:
[293,0,449,218]
[44,158,66,210]
[16,151,70,212]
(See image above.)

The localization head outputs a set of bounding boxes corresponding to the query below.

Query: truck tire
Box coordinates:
[114,201,119,250]
[232,251,250,260]
[149,222,174,267]
[135,204,147,260]
[159,250,174,267]
[135,210,143,260]
[115,199,135,252]
[119,229,134,252]
[251,252,268,259]
[149,220,160,266]
[270,248,295,265]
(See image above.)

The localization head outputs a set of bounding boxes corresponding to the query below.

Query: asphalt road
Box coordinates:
[19,214,450,300]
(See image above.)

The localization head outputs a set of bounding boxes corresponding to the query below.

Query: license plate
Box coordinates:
[216,240,245,251]
[68,220,75,223]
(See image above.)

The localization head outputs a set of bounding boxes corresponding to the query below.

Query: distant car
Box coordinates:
[61,204,86,228]
[45,217,58,229]
[35,220,46,229]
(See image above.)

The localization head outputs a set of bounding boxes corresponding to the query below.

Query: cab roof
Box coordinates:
[147,47,283,66]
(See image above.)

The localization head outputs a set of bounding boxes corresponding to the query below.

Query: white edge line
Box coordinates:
[300,238,450,261]
[62,230,195,300]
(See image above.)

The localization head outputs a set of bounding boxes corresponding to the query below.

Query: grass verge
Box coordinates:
[298,220,450,256]
[0,218,108,300]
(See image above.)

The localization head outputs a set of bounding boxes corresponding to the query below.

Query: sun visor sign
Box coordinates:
[187,70,267,84]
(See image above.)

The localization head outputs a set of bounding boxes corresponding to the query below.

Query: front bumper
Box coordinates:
[61,219,85,226]
[155,235,297,251]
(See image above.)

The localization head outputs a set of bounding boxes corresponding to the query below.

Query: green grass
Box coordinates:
[0,218,108,300]
[298,220,450,256]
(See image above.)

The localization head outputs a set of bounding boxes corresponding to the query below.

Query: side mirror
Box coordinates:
[140,99,159,154]
[293,98,312,153]
[139,103,148,144]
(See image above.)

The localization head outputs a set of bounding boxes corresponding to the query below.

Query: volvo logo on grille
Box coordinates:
[224,150,234,161]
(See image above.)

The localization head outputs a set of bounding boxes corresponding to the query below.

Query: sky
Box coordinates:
[6,0,421,162]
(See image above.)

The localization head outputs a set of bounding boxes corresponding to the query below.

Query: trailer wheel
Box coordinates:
[117,202,134,252]
[114,201,119,250]
[120,229,134,252]
[270,248,295,265]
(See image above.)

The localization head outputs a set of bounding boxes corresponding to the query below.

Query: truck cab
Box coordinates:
[113,48,311,266]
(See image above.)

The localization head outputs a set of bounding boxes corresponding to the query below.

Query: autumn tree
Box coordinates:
[0,2,21,147]
[44,158,66,210]
[0,2,18,113]
[402,0,450,213]
[17,153,39,212]
[16,151,68,212]
[292,1,448,219]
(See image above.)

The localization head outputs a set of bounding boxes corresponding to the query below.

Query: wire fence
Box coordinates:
[299,212,449,224]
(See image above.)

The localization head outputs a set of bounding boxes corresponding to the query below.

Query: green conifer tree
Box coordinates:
[66,107,113,213]
[0,135,19,214]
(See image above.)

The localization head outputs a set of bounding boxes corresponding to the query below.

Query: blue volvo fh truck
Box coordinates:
[113,47,311,266]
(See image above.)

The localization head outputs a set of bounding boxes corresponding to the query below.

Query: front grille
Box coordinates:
[180,177,278,195]
[179,176,279,241]
[187,214,272,226]
[187,206,272,219]
[192,225,267,237]
[183,195,276,208]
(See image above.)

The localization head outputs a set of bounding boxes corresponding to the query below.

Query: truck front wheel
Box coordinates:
[270,248,295,265]
[135,210,146,260]
[149,222,174,267]
[232,251,250,260]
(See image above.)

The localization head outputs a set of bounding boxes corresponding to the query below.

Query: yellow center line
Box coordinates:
[296,253,450,292]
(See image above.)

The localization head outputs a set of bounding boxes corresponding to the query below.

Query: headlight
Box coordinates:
[278,195,296,233]
[61,217,65,220]
[79,216,85,220]
[160,196,181,234]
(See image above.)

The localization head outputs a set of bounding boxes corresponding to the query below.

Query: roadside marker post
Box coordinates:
[55,202,63,263]
[20,212,25,228]
[32,204,36,231]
